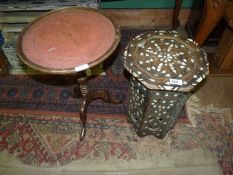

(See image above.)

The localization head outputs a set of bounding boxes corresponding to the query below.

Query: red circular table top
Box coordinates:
[17,8,120,73]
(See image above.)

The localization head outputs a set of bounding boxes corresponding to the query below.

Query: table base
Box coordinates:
[73,75,121,141]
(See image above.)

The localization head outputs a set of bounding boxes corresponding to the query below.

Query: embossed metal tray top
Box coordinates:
[123,31,209,92]
[17,7,120,74]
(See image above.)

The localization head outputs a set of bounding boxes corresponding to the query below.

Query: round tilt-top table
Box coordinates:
[16,7,121,141]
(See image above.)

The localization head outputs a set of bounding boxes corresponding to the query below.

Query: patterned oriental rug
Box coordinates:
[0,101,232,174]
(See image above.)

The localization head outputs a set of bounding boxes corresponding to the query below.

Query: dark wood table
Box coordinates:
[16,7,121,141]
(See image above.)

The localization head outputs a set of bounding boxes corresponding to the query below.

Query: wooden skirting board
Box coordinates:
[103,9,191,27]
[0,9,191,29]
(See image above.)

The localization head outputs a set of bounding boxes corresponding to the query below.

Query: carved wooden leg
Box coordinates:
[79,97,88,141]
[194,0,227,45]
[172,0,183,30]
[215,27,233,70]
[77,76,122,141]
[89,89,122,104]
[77,77,89,141]
[214,1,233,70]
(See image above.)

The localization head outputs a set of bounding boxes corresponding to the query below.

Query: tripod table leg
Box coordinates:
[77,77,89,141]
[77,77,123,141]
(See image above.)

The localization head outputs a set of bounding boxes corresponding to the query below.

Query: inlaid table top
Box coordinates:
[17,7,120,74]
[123,31,209,92]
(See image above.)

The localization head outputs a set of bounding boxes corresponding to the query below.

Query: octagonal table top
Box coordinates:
[123,31,209,92]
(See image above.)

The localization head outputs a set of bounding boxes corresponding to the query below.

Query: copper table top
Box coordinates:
[17,7,120,74]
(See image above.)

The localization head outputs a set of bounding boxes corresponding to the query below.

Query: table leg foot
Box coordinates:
[80,127,86,141]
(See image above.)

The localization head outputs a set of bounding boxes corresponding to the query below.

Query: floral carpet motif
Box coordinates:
[0,109,232,174]
[0,111,168,167]
[169,110,233,175]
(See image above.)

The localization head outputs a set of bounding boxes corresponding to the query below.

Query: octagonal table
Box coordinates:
[124,31,209,138]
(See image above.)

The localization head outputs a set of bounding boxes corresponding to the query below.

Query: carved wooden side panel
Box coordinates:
[214,1,233,70]
[194,0,227,45]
